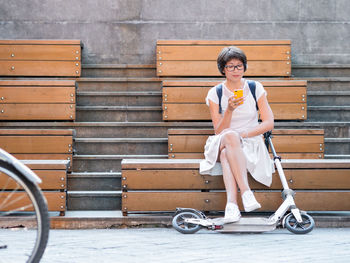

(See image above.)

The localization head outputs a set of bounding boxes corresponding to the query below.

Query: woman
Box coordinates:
[200,46,274,223]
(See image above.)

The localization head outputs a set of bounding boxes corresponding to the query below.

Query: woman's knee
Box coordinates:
[221,131,241,147]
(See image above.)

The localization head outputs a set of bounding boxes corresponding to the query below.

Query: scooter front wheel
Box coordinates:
[172,211,202,234]
[285,213,315,234]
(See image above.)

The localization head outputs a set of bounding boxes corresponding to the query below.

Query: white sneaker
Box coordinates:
[242,190,261,212]
[223,203,241,223]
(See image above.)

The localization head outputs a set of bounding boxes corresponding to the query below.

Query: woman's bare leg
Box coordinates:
[220,131,250,194]
[220,148,238,204]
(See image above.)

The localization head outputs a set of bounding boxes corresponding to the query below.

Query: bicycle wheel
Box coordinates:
[0,160,50,263]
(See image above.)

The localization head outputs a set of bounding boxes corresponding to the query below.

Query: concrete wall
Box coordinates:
[1,0,349,65]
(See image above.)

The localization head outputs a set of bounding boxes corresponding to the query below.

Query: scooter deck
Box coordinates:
[215,217,277,233]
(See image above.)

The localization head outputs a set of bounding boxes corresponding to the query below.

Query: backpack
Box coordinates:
[216,80,258,114]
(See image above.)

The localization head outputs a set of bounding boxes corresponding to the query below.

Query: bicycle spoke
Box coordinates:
[0,192,28,211]
[0,184,20,210]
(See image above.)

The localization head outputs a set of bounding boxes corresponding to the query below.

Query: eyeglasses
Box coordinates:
[225,64,244,71]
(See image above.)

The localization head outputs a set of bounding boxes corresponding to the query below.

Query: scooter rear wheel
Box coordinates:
[285,213,315,234]
[172,211,202,234]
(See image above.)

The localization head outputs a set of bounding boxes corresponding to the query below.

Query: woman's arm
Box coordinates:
[208,95,243,135]
[240,94,274,138]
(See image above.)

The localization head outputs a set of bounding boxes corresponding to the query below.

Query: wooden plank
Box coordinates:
[270,104,307,120]
[13,154,72,163]
[123,169,350,190]
[0,80,76,87]
[157,40,291,45]
[163,103,306,120]
[0,61,81,76]
[163,80,307,87]
[21,160,70,170]
[0,86,75,103]
[122,159,202,169]
[168,129,324,136]
[0,191,66,211]
[0,45,81,60]
[163,104,210,121]
[0,39,82,45]
[168,153,324,159]
[0,136,72,153]
[281,159,350,169]
[163,86,306,103]
[0,104,75,120]
[158,61,291,77]
[157,45,290,61]
[122,158,350,170]
[122,191,350,212]
[0,170,66,190]
[168,134,323,153]
[273,135,324,153]
[0,129,74,136]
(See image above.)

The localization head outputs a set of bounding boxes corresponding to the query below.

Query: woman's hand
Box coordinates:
[227,95,244,112]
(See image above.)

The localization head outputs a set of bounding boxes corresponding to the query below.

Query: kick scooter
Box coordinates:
[172,132,315,234]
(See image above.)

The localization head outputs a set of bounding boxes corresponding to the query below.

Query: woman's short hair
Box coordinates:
[217,46,247,75]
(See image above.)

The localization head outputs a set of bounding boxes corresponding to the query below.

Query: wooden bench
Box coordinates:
[0,129,74,169]
[121,159,350,214]
[0,80,76,121]
[120,39,349,215]
[156,40,291,77]
[168,129,324,159]
[0,39,82,77]
[162,80,307,121]
[0,160,69,216]
[0,129,74,215]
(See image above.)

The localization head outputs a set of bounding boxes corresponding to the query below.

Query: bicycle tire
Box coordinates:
[0,160,50,263]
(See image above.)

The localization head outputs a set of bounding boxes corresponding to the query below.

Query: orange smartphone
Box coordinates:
[234,89,243,104]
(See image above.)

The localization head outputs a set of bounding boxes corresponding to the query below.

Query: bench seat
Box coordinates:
[162,80,307,121]
[0,159,69,215]
[0,39,82,77]
[0,129,74,169]
[121,159,350,214]
[168,129,324,159]
[157,40,291,77]
[0,80,76,121]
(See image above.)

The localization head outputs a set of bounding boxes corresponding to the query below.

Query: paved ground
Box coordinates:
[36,227,350,262]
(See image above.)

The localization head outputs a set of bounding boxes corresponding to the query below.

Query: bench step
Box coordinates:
[121,158,350,214]
[121,158,350,169]
[0,40,82,77]
[77,78,161,92]
[68,172,121,191]
[168,129,325,159]
[81,64,156,78]
[74,137,167,155]
[293,65,350,78]
[122,191,350,213]
[77,91,161,106]
[308,91,350,106]
[67,191,122,210]
[308,106,350,121]
[73,154,168,172]
[76,106,162,122]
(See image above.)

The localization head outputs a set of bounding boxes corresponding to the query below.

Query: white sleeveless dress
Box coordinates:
[199,79,273,187]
